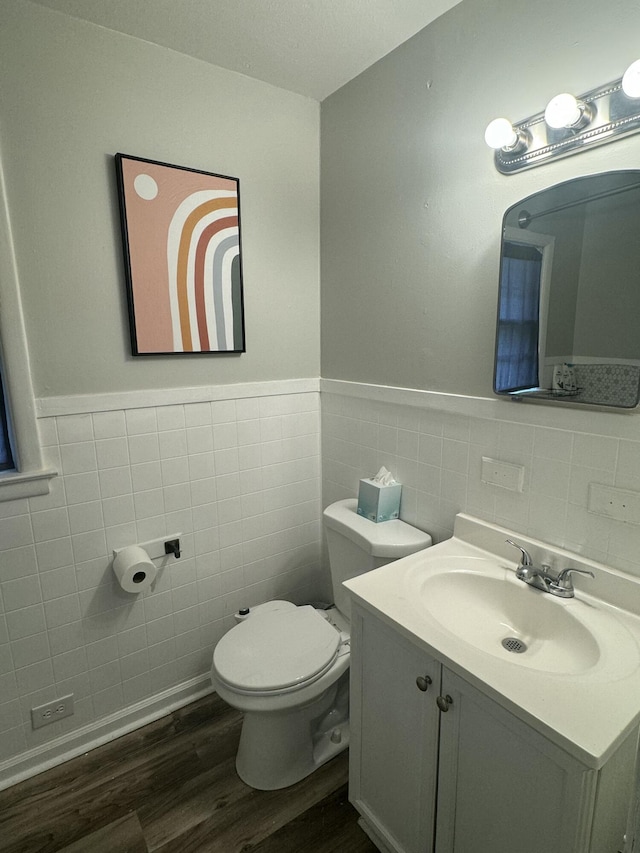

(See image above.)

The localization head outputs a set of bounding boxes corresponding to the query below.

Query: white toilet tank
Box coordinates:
[323,498,432,618]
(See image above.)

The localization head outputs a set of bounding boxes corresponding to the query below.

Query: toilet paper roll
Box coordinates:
[112,545,157,593]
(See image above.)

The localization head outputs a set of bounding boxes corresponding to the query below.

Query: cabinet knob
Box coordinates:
[436,694,453,712]
[416,675,432,692]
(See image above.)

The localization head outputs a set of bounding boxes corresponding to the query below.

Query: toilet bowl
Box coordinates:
[211,498,432,790]
[212,600,350,790]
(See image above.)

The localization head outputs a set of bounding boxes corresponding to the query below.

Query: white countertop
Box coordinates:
[344,513,640,769]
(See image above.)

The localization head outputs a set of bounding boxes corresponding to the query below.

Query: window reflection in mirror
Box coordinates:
[494,171,640,408]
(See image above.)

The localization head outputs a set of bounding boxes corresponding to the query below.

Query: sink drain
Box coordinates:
[502,637,527,654]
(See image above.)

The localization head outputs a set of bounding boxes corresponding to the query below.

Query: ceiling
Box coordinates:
[30,0,461,101]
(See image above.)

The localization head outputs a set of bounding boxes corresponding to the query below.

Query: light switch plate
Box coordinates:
[588,483,640,524]
[481,457,525,492]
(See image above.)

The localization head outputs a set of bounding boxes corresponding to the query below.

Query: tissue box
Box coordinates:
[357,478,402,522]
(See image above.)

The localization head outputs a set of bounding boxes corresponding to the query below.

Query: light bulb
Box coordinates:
[484,118,517,150]
[622,59,640,98]
[544,93,582,129]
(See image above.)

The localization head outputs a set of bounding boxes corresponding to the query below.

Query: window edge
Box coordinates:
[0,131,57,500]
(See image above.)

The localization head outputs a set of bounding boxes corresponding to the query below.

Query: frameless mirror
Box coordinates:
[494,171,640,408]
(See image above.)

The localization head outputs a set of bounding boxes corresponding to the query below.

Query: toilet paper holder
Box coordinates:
[112,533,183,594]
[164,538,181,559]
[112,532,182,564]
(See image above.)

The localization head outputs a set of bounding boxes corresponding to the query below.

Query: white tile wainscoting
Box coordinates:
[0,381,323,788]
[321,380,640,576]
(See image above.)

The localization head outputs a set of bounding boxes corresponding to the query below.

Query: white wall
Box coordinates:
[0,0,323,784]
[0,0,320,397]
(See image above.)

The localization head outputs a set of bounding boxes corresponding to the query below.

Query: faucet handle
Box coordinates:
[548,567,595,598]
[505,539,533,567]
[553,567,595,591]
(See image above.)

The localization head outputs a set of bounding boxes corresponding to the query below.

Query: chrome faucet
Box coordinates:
[506,539,555,593]
[505,539,594,598]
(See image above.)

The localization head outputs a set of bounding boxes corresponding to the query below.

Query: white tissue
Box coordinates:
[372,466,397,486]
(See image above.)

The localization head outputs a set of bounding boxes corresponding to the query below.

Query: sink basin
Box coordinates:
[404,557,639,676]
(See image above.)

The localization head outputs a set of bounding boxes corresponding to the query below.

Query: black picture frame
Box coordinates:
[115,153,246,356]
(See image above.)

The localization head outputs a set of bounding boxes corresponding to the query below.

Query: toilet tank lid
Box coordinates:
[323,498,432,558]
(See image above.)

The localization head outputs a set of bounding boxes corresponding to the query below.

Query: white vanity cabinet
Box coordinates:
[349,604,635,853]
[350,602,441,853]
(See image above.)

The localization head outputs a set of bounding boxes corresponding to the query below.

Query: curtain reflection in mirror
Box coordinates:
[495,242,542,393]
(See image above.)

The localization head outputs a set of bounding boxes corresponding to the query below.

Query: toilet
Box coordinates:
[210,497,432,790]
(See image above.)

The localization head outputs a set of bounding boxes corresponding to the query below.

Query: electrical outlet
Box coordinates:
[481,457,525,492]
[31,694,74,729]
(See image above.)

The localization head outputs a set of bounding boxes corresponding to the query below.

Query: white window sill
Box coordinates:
[0,468,58,502]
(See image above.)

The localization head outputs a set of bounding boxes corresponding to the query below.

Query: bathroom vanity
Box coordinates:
[345,514,640,853]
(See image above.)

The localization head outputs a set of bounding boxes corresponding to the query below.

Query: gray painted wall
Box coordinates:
[0,0,320,398]
[320,0,640,397]
[575,195,640,359]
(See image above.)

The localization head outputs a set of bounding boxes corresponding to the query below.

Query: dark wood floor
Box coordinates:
[0,693,378,853]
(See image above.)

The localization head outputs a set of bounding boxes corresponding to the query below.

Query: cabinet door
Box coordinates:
[350,606,441,853]
[435,667,595,853]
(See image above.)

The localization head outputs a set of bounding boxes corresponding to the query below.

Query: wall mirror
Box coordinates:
[494,170,640,408]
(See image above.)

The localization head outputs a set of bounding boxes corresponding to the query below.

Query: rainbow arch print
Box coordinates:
[115,154,246,356]
[168,190,240,352]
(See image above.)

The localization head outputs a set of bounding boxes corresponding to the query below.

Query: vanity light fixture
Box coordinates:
[543,93,594,130]
[484,118,530,153]
[486,59,640,174]
[622,59,640,98]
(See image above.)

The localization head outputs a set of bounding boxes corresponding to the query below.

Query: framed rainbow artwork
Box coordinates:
[115,154,246,355]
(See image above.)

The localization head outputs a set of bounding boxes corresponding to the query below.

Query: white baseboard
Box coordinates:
[0,675,214,792]
[357,816,396,853]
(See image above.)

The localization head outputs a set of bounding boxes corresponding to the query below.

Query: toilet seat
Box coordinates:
[214,605,342,694]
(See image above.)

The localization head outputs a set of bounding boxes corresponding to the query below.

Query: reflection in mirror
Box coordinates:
[494,171,640,408]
